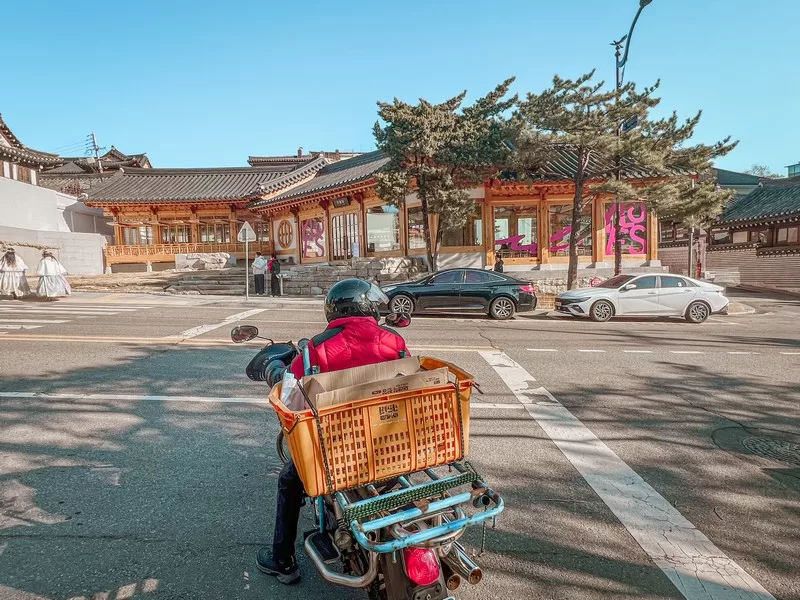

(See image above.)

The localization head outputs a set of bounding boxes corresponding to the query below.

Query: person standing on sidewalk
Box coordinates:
[0,248,31,299]
[252,252,267,296]
[267,253,281,297]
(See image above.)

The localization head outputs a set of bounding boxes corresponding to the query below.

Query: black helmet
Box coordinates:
[324,279,389,323]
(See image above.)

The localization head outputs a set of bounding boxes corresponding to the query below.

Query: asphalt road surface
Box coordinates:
[1,290,798,600]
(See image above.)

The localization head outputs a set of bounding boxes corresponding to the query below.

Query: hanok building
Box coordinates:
[248,147,663,273]
[39,147,152,196]
[84,153,335,269]
[0,113,62,183]
[706,171,800,292]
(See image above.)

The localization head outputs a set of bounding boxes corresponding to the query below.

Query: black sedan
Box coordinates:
[381,268,537,320]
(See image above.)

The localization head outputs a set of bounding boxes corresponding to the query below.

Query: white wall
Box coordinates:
[0,224,106,274]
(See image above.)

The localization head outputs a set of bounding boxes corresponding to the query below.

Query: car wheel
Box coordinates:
[590,300,614,322]
[490,297,516,320]
[389,294,415,314]
[685,301,710,324]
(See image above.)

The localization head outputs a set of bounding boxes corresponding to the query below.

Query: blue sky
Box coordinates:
[4,0,798,173]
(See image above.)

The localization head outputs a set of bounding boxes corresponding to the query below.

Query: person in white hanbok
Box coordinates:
[0,248,31,299]
[36,251,71,300]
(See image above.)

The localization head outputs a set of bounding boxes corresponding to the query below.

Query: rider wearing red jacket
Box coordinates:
[256,278,409,584]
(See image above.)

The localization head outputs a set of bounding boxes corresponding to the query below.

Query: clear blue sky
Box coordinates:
[4,0,798,174]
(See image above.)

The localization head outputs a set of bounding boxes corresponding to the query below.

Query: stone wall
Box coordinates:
[0,224,106,275]
[281,258,427,296]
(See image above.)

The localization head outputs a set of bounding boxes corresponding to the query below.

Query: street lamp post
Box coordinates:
[612,0,653,276]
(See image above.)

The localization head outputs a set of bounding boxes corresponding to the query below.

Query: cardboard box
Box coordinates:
[296,357,421,409]
[316,367,450,407]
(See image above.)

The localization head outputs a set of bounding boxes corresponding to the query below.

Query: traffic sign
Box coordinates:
[238,221,256,242]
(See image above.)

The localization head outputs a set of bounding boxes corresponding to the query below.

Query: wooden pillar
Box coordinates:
[482,195,493,266]
[320,200,332,261]
[355,193,367,258]
[647,207,659,261]
[539,193,549,264]
[593,197,605,264]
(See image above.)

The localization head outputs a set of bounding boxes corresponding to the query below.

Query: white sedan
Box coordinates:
[554,274,729,323]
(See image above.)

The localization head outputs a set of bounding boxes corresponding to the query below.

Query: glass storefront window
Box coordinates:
[332,213,359,260]
[441,206,483,247]
[301,216,327,259]
[604,202,647,255]
[366,205,400,253]
[494,205,538,257]
[161,223,191,244]
[122,226,154,245]
[199,223,231,243]
[407,206,426,250]
[549,204,592,257]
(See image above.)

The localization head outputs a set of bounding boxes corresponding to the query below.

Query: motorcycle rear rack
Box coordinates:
[334,462,504,554]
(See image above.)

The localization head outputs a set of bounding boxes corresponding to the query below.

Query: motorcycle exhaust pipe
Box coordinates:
[441,562,461,591]
[441,543,482,585]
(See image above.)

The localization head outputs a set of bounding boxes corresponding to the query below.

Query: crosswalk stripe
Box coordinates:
[0,319,70,324]
[480,350,775,599]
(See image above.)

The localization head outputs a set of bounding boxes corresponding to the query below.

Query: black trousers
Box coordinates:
[270,274,281,297]
[273,460,304,560]
[254,273,265,295]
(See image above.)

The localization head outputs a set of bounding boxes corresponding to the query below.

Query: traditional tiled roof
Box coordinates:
[86,156,328,205]
[522,145,682,181]
[248,150,361,167]
[718,177,800,224]
[0,113,61,166]
[714,168,761,187]
[251,151,388,208]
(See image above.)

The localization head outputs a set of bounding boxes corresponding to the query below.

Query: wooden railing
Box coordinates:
[105,242,271,264]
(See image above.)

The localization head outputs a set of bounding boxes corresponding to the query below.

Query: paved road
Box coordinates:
[0,291,798,600]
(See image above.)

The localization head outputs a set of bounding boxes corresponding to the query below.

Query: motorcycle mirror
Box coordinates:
[231,325,259,343]
[385,312,411,328]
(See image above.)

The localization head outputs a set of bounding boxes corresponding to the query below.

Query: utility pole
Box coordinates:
[612,0,654,275]
[90,133,103,174]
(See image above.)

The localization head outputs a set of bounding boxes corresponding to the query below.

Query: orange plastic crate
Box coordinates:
[269,357,473,497]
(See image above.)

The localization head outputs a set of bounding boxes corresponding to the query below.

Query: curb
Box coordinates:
[726,302,756,315]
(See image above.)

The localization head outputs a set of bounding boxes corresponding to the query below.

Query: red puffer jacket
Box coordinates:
[289,316,409,378]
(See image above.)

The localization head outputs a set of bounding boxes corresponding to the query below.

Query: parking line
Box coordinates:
[479,350,775,600]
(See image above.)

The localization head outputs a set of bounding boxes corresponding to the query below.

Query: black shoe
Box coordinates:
[256,548,300,585]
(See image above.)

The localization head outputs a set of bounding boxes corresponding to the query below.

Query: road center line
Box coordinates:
[164,309,267,339]
[527,348,558,352]
[577,349,606,353]
[479,350,774,600]
[623,350,653,353]
[670,351,704,354]
[779,352,800,355]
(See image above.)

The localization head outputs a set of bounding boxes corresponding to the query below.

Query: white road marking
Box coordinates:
[0,319,70,324]
[165,309,267,339]
[727,351,760,355]
[0,392,268,404]
[779,352,800,355]
[577,349,606,353]
[410,346,494,352]
[480,350,775,600]
[624,350,653,353]
[670,351,704,354]
[470,402,527,411]
[0,324,44,330]
[527,348,558,352]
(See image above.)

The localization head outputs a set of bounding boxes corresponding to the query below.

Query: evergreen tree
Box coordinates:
[374,80,516,272]
[514,71,737,288]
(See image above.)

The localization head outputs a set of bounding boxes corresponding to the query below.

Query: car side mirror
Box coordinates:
[385,312,411,328]
[623,283,637,291]
[231,325,259,343]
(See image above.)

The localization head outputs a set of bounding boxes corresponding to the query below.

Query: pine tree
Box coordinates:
[373,80,516,272]
[514,71,737,289]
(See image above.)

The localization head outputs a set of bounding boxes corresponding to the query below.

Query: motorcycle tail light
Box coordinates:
[520,284,536,294]
[403,547,440,586]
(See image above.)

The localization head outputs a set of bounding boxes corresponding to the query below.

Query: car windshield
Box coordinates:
[596,275,636,289]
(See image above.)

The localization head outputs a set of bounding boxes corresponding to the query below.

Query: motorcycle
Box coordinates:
[231,313,504,600]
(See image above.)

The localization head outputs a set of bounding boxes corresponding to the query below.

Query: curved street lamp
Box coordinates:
[611,0,654,275]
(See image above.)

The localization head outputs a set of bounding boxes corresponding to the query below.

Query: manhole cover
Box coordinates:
[742,437,800,466]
